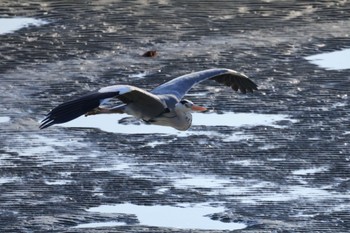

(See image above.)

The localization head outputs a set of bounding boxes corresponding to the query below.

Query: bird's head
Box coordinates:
[175,99,207,113]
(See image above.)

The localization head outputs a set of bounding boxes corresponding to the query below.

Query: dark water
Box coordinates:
[1,1,349,232]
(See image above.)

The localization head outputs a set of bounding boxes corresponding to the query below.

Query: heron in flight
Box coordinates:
[40,68,257,131]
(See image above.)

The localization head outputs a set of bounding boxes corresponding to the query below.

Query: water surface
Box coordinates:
[0,17,48,34]
[85,203,247,230]
[305,48,350,70]
[0,116,10,123]
[60,112,296,135]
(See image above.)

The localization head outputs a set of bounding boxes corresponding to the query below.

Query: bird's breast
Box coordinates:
[143,110,192,131]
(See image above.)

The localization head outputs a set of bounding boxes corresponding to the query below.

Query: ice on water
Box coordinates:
[79,202,247,230]
[60,112,296,135]
[305,48,350,70]
[0,17,48,34]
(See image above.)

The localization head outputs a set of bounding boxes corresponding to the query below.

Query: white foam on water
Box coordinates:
[292,212,316,218]
[0,177,20,184]
[4,135,84,164]
[222,132,254,142]
[145,140,168,148]
[174,175,232,189]
[86,202,247,230]
[292,166,329,175]
[305,48,350,70]
[128,72,148,79]
[144,138,177,148]
[173,175,274,196]
[249,185,349,203]
[0,116,10,123]
[59,112,295,135]
[228,159,261,166]
[73,221,126,228]
[185,92,210,97]
[0,17,48,34]
[92,162,136,172]
[170,173,350,205]
[44,180,72,185]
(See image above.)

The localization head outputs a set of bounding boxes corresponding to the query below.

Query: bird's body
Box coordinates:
[40,68,257,131]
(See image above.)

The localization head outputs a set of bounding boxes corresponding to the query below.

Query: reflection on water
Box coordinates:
[305,48,350,70]
[0,18,48,34]
[60,112,295,135]
[84,203,247,230]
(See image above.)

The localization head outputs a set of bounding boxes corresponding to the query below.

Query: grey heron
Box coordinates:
[40,68,257,131]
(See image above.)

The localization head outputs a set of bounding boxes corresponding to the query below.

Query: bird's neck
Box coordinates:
[176,111,192,131]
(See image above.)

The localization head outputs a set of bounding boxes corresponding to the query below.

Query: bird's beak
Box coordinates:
[191,105,207,112]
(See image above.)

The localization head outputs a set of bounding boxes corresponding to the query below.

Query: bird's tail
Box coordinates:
[40,92,117,129]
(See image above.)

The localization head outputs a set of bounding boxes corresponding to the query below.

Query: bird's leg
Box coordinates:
[85,106,124,116]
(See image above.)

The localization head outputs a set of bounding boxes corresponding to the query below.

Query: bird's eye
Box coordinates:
[180,100,193,108]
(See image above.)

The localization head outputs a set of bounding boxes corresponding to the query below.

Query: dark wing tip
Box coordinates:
[39,118,54,129]
[39,91,118,129]
[211,71,258,94]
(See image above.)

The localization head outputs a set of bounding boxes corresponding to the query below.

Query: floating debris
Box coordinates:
[142,50,157,57]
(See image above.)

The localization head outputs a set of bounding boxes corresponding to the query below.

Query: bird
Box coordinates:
[40,68,258,131]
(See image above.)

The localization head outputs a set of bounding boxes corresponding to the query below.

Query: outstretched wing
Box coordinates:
[40,85,165,129]
[151,68,257,99]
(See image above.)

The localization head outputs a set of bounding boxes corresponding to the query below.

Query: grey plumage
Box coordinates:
[40,68,257,131]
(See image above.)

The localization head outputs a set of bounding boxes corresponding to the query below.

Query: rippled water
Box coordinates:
[1,1,350,232]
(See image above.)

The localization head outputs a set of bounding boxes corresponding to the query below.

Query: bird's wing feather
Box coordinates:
[40,85,165,129]
[151,68,257,99]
